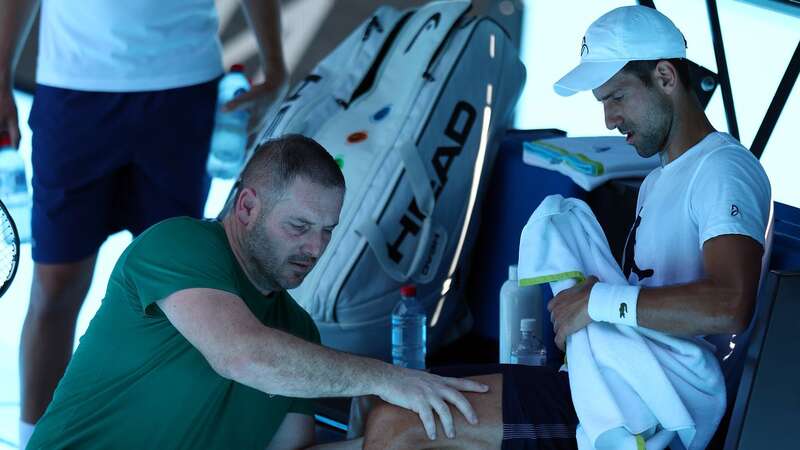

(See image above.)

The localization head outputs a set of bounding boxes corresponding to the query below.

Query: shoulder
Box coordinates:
[694,134,767,179]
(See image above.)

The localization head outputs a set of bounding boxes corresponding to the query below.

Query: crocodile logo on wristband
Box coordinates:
[619,302,628,318]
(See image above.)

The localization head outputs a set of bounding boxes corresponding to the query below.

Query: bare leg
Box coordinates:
[363,374,503,450]
[20,255,97,423]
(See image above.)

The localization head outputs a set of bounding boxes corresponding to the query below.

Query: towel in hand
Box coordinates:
[518,195,726,450]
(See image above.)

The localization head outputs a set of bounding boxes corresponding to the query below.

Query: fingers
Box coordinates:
[430,396,455,439]
[439,384,479,426]
[417,404,437,440]
[443,376,488,393]
[222,82,282,112]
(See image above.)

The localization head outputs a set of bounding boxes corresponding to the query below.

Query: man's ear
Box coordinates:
[235,187,261,227]
[654,60,679,95]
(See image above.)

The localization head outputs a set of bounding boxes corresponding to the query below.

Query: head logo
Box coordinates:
[581,37,589,57]
[619,302,628,318]
[731,204,740,217]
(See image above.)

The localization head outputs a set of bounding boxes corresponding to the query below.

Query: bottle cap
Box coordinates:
[230,64,246,73]
[508,265,518,281]
[520,318,536,332]
[400,285,416,297]
[0,133,11,148]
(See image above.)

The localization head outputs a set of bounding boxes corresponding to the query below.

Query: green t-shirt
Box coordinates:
[28,217,321,450]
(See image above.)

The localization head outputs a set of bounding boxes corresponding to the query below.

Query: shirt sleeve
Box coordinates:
[122,219,241,316]
[689,147,771,249]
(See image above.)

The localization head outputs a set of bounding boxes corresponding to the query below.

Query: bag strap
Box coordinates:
[355,139,436,282]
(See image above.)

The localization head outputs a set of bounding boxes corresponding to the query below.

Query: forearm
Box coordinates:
[0,0,39,87]
[225,326,392,399]
[636,278,753,335]
[240,0,287,82]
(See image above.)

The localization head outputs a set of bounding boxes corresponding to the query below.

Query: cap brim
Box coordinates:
[553,60,628,97]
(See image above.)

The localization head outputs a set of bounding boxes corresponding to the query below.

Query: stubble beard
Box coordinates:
[633,93,673,159]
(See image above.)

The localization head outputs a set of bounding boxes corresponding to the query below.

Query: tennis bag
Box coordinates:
[255,0,525,360]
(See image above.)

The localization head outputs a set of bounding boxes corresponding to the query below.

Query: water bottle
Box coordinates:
[499,265,543,363]
[0,133,31,242]
[207,64,251,179]
[391,285,427,369]
[510,318,547,366]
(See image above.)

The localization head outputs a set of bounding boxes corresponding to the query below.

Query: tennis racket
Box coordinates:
[0,197,20,298]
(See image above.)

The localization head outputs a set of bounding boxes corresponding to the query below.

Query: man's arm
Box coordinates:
[636,234,762,334]
[0,0,39,147]
[157,288,488,441]
[224,0,287,112]
[550,234,763,349]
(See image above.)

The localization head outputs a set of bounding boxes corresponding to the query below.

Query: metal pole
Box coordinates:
[706,0,740,141]
[750,41,800,160]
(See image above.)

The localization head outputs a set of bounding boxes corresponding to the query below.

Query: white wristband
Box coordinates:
[588,282,640,327]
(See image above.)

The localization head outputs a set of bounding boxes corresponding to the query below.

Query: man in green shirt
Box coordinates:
[27,134,487,449]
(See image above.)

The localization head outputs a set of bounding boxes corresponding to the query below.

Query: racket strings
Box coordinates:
[0,208,18,282]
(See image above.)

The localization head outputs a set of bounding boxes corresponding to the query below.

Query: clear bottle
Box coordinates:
[0,133,31,242]
[510,318,547,366]
[499,265,543,363]
[207,64,251,179]
[391,285,427,369]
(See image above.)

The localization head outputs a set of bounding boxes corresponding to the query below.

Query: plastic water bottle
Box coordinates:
[207,64,251,179]
[499,265,543,363]
[0,133,31,242]
[510,318,547,366]
[392,285,427,369]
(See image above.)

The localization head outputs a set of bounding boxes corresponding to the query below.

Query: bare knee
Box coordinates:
[28,257,96,318]
[363,402,428,450]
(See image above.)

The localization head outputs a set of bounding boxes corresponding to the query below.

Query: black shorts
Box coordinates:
[432,364,578,450]
[28,80,218,263]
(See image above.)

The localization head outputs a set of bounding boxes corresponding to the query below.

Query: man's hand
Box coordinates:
[222,68,289,138]
[0,87,20,148]
[376,368,488,441]
[548,276,599,351]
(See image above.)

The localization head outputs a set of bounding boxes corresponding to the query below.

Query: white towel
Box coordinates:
[518,195,726,450]
[522,136,660,191]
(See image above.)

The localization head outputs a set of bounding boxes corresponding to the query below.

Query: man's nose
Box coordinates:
[302,230,326,259]
[603,103,621,130]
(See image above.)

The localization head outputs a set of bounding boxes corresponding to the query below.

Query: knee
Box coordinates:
[28,263,94,317]
[363,402,426,450]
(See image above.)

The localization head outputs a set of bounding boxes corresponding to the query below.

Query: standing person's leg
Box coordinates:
[362,365,578,450]
[20,255,96,423]
[20,85,135,429]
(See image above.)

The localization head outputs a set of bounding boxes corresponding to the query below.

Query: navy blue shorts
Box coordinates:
[28,79,218,263]
[433,364,578,450]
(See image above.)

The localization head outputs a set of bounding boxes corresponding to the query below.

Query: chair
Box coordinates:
[722,270,800,450]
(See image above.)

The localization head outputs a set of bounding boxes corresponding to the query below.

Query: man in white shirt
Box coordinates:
[357,6,771,450]
[0,1,288,447]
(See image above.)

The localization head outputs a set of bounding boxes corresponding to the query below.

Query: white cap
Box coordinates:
[520,318,536,332]
[554,6,687,96]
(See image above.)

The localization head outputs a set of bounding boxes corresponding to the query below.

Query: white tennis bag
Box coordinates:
[256,0,525,360]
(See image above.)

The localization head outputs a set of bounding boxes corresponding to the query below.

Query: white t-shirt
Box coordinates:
[36,0,224,92]
[623,132,771,288]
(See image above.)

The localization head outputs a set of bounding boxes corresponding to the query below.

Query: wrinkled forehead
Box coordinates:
[272,180,343,224]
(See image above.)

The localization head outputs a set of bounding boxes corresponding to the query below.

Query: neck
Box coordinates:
[221,215,275,297]
[661,91,716,165]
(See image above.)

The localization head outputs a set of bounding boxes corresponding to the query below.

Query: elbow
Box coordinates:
[207,353,245,381]
[726,292,756,334]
